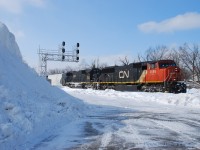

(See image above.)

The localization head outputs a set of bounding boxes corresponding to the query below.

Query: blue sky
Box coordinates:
[1,0,200,70]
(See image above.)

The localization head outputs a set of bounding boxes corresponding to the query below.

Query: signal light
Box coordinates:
[77,43,79,47]
[62,41,65,46]
[76,49,79,54]
[62,55,65,60]
[62,48,65,53]
[76,57,79,61]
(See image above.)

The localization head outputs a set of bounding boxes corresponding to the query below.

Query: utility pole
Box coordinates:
[38,41,79,77]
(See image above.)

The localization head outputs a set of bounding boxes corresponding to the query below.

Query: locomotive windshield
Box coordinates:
[159,62,176,68]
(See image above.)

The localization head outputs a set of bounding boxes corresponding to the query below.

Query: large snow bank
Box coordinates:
[0,22,21,58]
[0,21,86,149]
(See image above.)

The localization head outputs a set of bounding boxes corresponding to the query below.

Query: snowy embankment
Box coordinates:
[0,22,87,149]
[62,87,200,108]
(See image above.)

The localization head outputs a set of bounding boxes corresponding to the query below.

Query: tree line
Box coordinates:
[136,43,200,82]
[48,43,200,82]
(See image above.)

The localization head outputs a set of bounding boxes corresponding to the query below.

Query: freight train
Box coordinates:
[60,60,187,93]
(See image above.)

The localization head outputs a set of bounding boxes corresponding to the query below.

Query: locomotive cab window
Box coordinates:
[159,62,176,68]
[149,63,156,69]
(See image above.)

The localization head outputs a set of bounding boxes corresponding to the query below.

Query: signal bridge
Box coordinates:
[38,41,79,77]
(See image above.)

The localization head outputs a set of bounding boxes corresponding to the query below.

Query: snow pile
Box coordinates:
[0,22,21,58]
[62,87,200,108]
[0,21,86,149]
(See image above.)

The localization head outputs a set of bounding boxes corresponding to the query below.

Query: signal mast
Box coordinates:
[38,41,79,77]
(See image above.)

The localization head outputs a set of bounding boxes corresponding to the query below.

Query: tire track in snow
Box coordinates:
[123,124,150,149]
[99,132,112,149]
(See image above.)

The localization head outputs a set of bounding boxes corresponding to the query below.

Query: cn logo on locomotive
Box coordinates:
[119,70,129,79]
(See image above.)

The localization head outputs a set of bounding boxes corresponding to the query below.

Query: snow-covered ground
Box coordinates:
[1,20,200,149]
[63,87,200,108]
[60,87,200,149]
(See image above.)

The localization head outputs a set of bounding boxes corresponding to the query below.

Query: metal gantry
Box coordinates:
[38,41,79,77]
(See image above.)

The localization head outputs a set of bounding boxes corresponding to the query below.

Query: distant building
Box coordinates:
[47,74,62,86]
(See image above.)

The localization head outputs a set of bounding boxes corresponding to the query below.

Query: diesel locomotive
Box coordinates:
[60,60,187,93]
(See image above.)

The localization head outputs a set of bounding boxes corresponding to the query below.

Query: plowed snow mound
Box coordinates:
[0,21,86,149]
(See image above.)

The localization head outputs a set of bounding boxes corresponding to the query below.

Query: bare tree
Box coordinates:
[146,45,169,61]
[137,45,169,62]
[119,56,130,66]
[99,63,108,69]
[89,58,108,69]
[137,53,144,62]
[90,59,97,69]
[137,43,200,81]
[167,48,181,66]
[178,43,200,82]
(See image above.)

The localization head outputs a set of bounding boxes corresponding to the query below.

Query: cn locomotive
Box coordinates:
[60,60,187,93]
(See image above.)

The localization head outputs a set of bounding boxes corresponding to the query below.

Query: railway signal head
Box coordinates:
[76,43,79,61]
[62,55,65,61]
[62,41,65,46]
[62,48,65,53]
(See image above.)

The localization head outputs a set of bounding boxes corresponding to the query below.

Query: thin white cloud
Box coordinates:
[138,12,200,33]
[0,0,45,14]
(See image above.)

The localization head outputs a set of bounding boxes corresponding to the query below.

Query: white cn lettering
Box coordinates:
[119,70,129,78]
